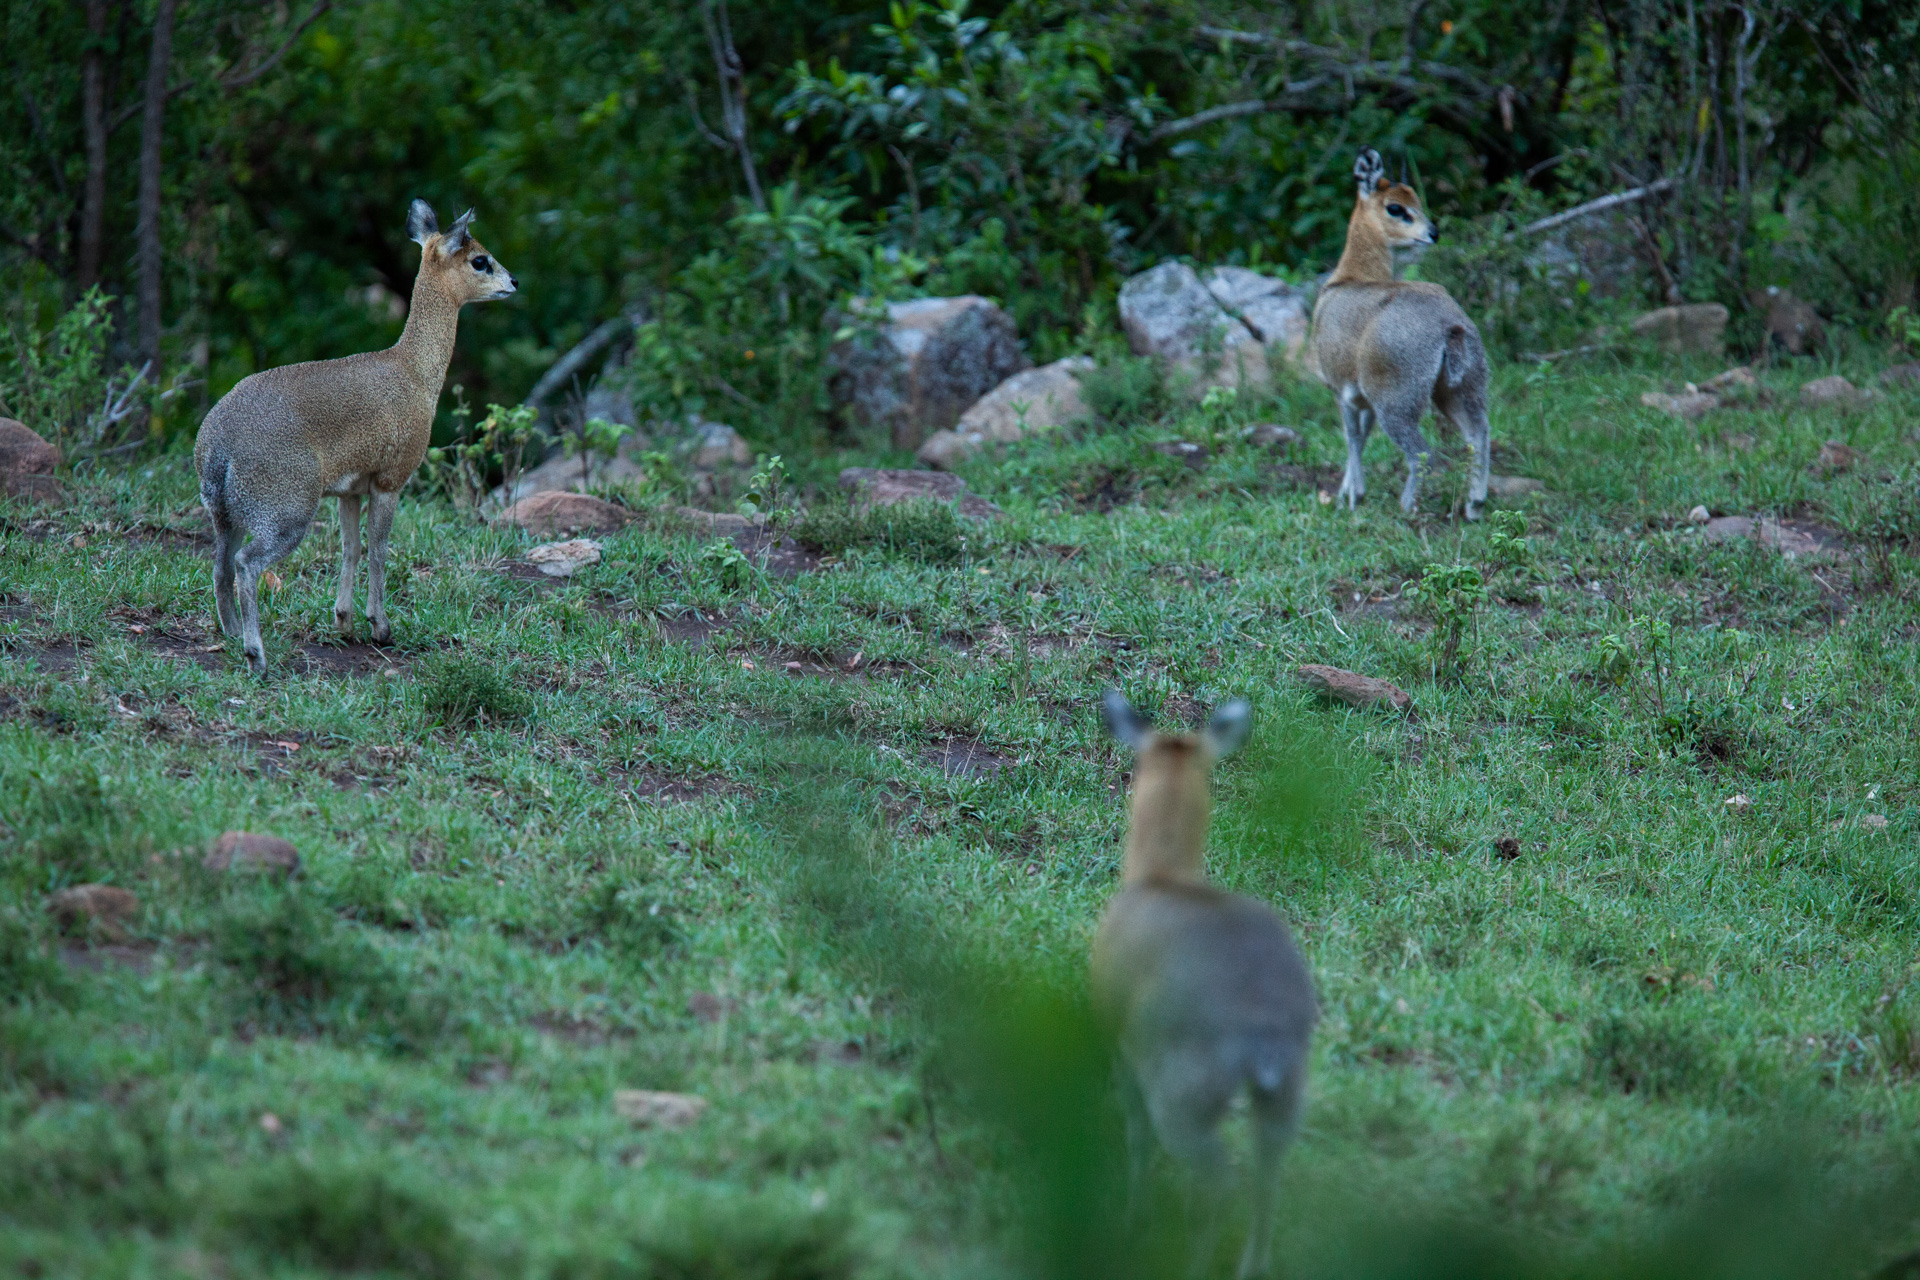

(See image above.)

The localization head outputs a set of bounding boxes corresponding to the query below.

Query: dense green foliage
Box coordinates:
[4,349,1920,1274]
[6,0,1920,453]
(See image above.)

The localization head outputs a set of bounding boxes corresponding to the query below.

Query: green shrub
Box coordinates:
[222,1158,466,1279]
[792,498,970,564]
[1079,355,1167,426]
[419,652,533,727]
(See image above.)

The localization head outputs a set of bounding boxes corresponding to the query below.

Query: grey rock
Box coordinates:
[205,831,301,875]
[915,356,1093,469]
[829,296,1028,451]
[0,419,64,503]
[1641,390,1720,420]
[838,467,1001,521]
[691,420,753,469]
[1487,475,1546,497]
[1801,375,1870,409]
[1630,304,1729,356]
[1246,424,1302,449]
[1119,263,1269,391]
[497,491,633,535]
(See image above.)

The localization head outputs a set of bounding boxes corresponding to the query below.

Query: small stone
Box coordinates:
[613,1089,708,1129]
[1700,516,1841,560]
[1813,440,1857,472]
[1801,375,1870,409]
[1246,424,1302,449]
[1755,287,1825,356]
[1493,835,1522,860]
[1863,814,1889,831]
[498,490,632,535]
[1486,475,1545,497]
[1641,390,1720,420]
[1295,664,1414,714]
[691,421,753,469]
[916,356,1094,469]
[1701,365,1758,393]
[524,538,603,578]
[258,1113,283,1136]
[1879,362,1920,389]
[46,884,138,936]
[1688,505,1711,525]
[837,467,1001,520]
[0,419,65,503]
[1724,793,1753,815]
[204,831,301,875]
[1150,440,1210,470]
[686,991,725,1022]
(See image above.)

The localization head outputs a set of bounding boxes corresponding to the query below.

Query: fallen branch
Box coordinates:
[523,308,646,409]
[1518,178,1680,236]
[1520,342,1612,363]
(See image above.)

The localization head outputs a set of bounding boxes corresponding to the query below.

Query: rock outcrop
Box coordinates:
[498,490,633,535]
[829,297,1028,450]
[1630,304,1729,356]
[916,356,1093,469]
[1118,262,1269,392]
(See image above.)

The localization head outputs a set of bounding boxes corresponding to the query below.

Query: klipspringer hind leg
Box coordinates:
[1236,1067,1307,1280]
[235,512,312,674]
[1336,393,1376,509]
[1438,389,1492,521]
[334,493,362,637]
[208,509,241,637]
[364,488,400,644]
[1374,398,1435,514]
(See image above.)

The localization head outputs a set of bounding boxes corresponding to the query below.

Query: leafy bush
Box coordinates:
[791,498,970,564]
[1079,355,1167,427]
[0,285,150,450]
[418,652,533,727]
[221,1158,466,1279]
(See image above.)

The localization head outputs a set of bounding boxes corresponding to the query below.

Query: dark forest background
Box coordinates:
[4,0,1919,457]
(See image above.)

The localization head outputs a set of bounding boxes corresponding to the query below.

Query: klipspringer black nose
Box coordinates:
[1427,225,1441,245]
[509,275,520,289]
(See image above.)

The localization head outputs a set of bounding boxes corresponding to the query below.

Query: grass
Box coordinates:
[2,347,1919,1277]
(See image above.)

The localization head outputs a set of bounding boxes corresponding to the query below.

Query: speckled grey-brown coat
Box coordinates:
[1091,692,1317,1280]
[193,200,516,673]
[1311,148,1492,519]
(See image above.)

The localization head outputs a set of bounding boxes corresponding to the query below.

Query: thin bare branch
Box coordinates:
[109,0,333,132]
[217,0,332,89]
[523,307,647,409]
[1518,178,1680,236]
[1148,81,1335,142]
[700,0,766,211]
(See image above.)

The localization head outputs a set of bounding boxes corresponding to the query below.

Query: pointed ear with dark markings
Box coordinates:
[1102,689,1153,752]
[437,208,475,257]
[1201,698,1252,759]
[1354,148,1385,195]
[407,199,439,247]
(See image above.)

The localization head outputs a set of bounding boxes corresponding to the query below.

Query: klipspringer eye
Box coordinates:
[471,254,491,272]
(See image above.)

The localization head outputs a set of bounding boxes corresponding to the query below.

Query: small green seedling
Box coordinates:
[1488,509,1533,568]
[701,539,755,591]
[1409,562,1488,677]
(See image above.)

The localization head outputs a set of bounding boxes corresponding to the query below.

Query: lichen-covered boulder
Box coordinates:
[1202,267,1311,369]
[829,297,1028,451]
[916,356,1093,470]
[1118,263,1268,391]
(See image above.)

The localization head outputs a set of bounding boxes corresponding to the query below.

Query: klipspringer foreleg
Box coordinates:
[334,492,363,637]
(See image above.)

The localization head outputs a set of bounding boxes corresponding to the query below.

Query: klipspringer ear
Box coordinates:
[437,208,475,257]
[407,199,439,247]
[1201,698,1252,759]
[1354,148,1385,195]
[1102,689,1154,752]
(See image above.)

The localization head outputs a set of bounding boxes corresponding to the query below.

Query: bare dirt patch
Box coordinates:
[655,609,735,647]
[131,623,230,672]
[293,640,406,677]
[924,738,1011,778]
[610,765,737,805]
[14,640,85,674]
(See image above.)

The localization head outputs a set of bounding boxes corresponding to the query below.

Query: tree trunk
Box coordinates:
[135,0,176,377]
[78,0,109,290]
